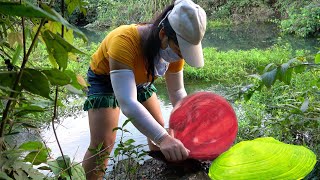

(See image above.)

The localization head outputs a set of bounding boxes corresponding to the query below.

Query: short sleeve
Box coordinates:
[107,34,136,68]
[167,59,185,73]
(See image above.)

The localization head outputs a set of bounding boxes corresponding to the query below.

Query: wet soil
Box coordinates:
[107,158,211,180]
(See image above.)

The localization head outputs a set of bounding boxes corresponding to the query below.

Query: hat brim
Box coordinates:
[177,35,204,68]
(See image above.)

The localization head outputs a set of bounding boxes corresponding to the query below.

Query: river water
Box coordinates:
[42,22,318,165]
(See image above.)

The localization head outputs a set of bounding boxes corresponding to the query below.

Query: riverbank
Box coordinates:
[107,158,211,180]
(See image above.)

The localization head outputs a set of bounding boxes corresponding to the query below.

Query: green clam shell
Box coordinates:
[209,137,317,180]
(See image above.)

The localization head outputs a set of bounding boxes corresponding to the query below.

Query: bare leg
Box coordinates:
[82,108,120,180]
[142,93,165,151]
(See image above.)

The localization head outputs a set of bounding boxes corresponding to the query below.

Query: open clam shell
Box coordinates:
[209,137,317,180]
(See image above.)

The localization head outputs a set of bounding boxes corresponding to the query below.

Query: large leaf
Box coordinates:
[19,141,44,151]
[42,69,72,86]
[209,137,317,180]
[21,68,51,99]
[64,70,83,90]
[42,30,84,70]
[43,21,74,44]
[0,1,87,41]
[70,163,86,180]
[12,44,22,65]
[41,3,87,42]
[277,64,293,84]
[261,68,277,88]
[24,150,48,165]
[14,105,45,117]
[0,1,57,19]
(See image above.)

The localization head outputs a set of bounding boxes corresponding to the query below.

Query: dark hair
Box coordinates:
[142,4,177,85]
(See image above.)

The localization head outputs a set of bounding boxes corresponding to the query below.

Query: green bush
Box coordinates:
[279,1,320,37]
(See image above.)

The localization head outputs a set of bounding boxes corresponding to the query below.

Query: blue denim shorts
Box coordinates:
[83,68,157,110]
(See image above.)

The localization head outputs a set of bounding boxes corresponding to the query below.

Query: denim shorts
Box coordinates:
[83,68,157,110]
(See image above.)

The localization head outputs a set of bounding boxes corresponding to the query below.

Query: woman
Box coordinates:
[82,0,207,179]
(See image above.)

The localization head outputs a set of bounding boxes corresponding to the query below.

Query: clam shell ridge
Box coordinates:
[209,137,317,180]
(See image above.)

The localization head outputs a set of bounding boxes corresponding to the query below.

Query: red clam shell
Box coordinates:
[169,92,238,160]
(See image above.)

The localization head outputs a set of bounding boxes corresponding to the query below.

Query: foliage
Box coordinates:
[0,0,88,178]
[0,141,48,179]
[82,0,171,30]
[48,155,86,179]
[183,44,298,84]
[237,51,320,158]
[108,119,147,179]
[279,1,320,37]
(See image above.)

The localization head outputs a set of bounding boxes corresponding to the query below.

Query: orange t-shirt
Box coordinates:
[90,24,184,84]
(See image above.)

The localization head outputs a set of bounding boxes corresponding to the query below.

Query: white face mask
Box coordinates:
[159,43,181,63]
[154,55,169,77]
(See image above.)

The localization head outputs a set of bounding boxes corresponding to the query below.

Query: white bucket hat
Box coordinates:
[168,0,207,67]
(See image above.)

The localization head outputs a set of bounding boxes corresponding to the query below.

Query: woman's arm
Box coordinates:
[109,58,167,144]
[109,58,189,161]
[165,70,187,107]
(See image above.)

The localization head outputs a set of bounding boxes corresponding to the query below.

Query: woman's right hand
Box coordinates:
[159,134,190,162]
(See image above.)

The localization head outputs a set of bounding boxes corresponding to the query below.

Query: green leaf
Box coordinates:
[261,69,277,88]
[124,139,135,145]
[277,63,293,84]
[15,105,45,117]
[12,44,22,65]
[19,141,44,151]
[0,2,87,42]
[40,3,87,42]
[315,52,320,64]
[64,70,82,89]
[21,68,51,99]
[244,90,254,101]
[0,2,58,19]
[294,64,306,74]
[114,148,120,156]
[56,155,71,169]
[24,150,48,165]
[70,163,86,179]
[263,63,275,73]
[64,84,83,94]
[113,127,122,131]
[0,172,13,180]
[42,69,72,86]
[42,31,68,70]
[48,160,62,176]
[42,30,84,70]
[0,71,17,89]
[122,119,132,128]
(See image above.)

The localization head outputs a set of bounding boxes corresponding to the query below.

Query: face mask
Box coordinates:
[159,43,181,63]
[154,55,169,77]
